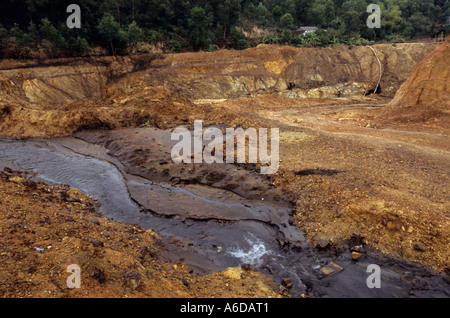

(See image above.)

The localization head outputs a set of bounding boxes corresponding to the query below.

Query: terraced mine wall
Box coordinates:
[0,43,440,139]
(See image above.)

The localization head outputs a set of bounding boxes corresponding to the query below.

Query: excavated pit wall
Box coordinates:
[0,44,439,104]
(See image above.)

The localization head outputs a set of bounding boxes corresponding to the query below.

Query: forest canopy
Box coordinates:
[0,0,448,58]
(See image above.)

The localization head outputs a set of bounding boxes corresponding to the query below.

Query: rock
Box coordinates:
[351,251,364,261]
[43,216,51,225]
[287,82,369,99]
[281,278,293,289]
[9,176,26,184]
[223,267,244,280]
[181,278,190,288]
[292,241,302,251]
[319,262,343,279]
[89,217,100,225]
[414,243,426,252]
[316,237,330,249]
[33,247,45,253]
[3,167,13,174]
[24,180,37,188]
[124,272,141,290]
[92,239,104,248]
[66,188,85,203]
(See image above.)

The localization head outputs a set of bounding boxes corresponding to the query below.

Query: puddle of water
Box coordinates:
[0,137,306,287]
[0,138,144,223]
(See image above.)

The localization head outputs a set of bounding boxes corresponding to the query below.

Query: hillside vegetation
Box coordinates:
[0,0,449,58]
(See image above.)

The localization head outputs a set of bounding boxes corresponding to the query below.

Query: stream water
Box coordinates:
[0,132,448,298]
[0,137,309,290]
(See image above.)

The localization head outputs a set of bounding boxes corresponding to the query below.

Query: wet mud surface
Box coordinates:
[1,126,448,298]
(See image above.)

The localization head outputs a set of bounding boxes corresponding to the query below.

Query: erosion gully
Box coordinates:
[0,127,448,298]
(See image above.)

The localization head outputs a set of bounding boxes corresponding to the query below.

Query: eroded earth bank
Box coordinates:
[0,40,449,298]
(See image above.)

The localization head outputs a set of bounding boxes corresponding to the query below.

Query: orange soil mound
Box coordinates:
[376,38,450,126]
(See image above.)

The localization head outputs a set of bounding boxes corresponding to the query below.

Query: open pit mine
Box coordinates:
[0,39,449,298]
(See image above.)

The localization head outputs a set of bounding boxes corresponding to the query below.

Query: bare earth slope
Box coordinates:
[375,37,450,126]
[0,43,438,139]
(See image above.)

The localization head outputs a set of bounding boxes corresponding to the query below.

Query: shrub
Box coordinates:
[167,39,182,52]
[237,39,249,50]
[208,44,219,52]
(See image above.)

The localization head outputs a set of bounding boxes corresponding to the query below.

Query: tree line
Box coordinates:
[0,0,448,58]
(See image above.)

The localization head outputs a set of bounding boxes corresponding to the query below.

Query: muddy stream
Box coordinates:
[0,127,448,298]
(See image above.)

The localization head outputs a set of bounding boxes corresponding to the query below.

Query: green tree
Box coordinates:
[97,13,127,55]
[280,13,295,28]
[398,0,440,23]
[127,21,144,49]
[244,2,257,20]
[0,0,447,56]
[272,5,283,19]
[68,36,89,55]
[229,26,246,48]
[167,39,182,52]
[237,38,249,49]
[301,30,320,47]
[255,2,269,25]
[294,0,312,25]
[282,0,297,18]
[281,28,293,43]
[0,24,10,50]
[341,0,367,35]
[407,12,434,37]
[27,21,39,49]
[381,0,403,35]
[442,0,450,22]
[310,0,335,28]
[155,0,174,30]
[264,33,280,44]
[39,18,66,54]
[9,23,32,57]
[217,0,241,38]
[188,6,210,50]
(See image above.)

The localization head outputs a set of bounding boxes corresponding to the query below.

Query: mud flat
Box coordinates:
[1,126,448,298]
